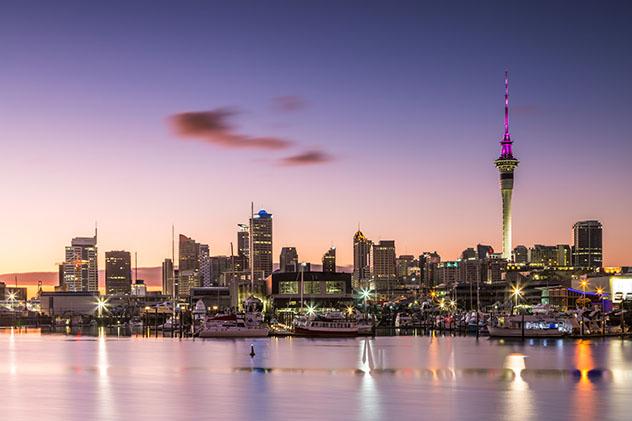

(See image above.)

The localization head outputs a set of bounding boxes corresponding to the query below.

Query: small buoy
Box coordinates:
[250,344,256,357]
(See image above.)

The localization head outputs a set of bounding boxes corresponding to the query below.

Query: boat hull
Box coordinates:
[199,327,269,338]
[294,327,359,337]
[488,326,565,338]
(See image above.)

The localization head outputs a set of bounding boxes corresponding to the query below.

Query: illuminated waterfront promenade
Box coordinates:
[1,329,631,420]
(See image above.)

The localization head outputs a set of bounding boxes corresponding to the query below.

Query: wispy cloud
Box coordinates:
[169,109,292,150]
[279,150,334,166]
[273,96,306,112]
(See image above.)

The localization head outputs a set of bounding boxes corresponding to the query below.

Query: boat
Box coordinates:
[293,311,360,337]
[395,312,414,328]
[198,296,269,338]
[488,314,572,338]
[198,313,269,338]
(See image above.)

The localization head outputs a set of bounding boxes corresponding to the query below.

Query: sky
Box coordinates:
[1,0,631,278]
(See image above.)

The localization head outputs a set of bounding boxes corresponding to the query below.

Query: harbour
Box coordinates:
[1,328,631,420]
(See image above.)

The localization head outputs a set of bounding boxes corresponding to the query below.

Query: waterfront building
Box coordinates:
[573,220,603,268]
[494,72,519,260]
[513,245,529,264]
[40,291,100,317]
[62,231,98,292]
[322,247,336,273]
[372,240,396,294]
[105,250,132,295]
[161,258,174,296]
[352,230,372,288]
[131,279,147,297]
[190,287,231,311]
[266,271,353,311]
[279,247,299,272]
[251,209,273,278]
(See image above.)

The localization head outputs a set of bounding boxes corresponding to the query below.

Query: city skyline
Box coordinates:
[2,1,632,276]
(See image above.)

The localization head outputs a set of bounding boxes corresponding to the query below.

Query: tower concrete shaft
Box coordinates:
[494,71,519,260]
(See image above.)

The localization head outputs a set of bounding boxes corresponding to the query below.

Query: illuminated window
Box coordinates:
[279,281,298,294]
[326,281,344,294]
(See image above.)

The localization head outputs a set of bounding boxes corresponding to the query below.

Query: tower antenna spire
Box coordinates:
[504,69,510,138]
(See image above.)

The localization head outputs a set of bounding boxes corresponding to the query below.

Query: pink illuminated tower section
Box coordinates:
[494,71,519,260]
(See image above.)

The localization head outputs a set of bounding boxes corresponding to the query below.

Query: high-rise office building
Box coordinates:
[396,255,415,280]
[556,244,572,267]
[322,247,336,273]
[105,250,132,295]
[353,230,372,287]
[250,209,273,278]
[237,224,249,267]
[494,72,519,260]
[419,251,441,288]
[372,240,396,294]
[161,258,174,296]
[476,244,494,260]
[198,244,211,287]
[178,234,201,297]
[461,248,477,260]
[573,220,603,268]
[62,231,98,292]
[279,247,298,272]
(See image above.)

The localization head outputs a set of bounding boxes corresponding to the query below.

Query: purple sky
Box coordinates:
[1,0,631,274]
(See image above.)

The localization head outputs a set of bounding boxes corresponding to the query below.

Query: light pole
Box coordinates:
[580,280,589,309]
[511,285,523,315]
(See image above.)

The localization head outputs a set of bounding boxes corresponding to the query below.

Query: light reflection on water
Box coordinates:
[1,329,631,420]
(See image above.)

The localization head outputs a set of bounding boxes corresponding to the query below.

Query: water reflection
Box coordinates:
[503,353,533,421]
[1,331,631,420]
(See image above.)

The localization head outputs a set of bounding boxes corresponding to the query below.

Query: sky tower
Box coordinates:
[494,71,519,261]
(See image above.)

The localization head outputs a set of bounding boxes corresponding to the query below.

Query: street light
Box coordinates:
[580,280,589,309]
[596,287,605,312]
[96,297,108,319]
[511,285,523,314]
[305,303,316,317]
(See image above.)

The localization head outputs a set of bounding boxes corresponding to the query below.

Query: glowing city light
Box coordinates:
[96,297,109,317]
[305,303,316,316]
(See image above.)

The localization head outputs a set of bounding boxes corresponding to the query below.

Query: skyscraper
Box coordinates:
[512,245,529,264]
[322,247,336,273]
[237,224,250,267]
[353,230,372,288]
[62,231,98,292]
[573,220,603,268]
[161,258,174,296]
[105,250,132,295]
[250,209,273,278]
[198,244,211,287]
[178,234,200,297]
[279,247,298,272]
[372,240,396,294]
[494,71,519,260]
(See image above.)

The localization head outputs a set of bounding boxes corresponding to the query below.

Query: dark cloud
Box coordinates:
[279,150,334,166]
[273,96,306,112]
[169,109,292,150]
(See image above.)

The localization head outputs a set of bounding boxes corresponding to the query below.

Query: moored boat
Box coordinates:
[488,314,572,338]
[293,311,360,337]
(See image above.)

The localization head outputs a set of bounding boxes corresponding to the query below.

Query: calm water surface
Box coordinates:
[1,329,631,420]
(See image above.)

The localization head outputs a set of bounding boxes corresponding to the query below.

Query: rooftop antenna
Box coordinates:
[504,69,510,139]
[94,221,98,242]
[249,202,254,293]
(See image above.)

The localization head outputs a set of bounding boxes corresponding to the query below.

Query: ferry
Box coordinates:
[293,311,361,337]
[488,314,572,338]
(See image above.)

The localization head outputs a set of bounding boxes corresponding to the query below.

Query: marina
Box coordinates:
[2,328,632,420]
